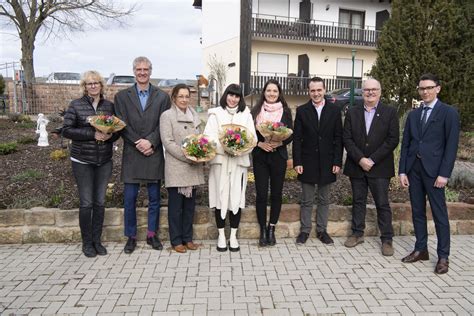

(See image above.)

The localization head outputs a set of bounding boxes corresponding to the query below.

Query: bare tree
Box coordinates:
[207,54,227,99]
[0,0,136,83]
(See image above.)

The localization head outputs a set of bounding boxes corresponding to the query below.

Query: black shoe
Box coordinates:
[317,231,334,244]
[147,235,163,250]
[93,242,107,255]
[296,232,309,244]
[267,225,276,246]
[258,226,267,247]
[82,244,97,258]
[124,237,137,254]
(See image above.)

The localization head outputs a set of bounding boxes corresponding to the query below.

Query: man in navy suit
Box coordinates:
[399,73,460,274]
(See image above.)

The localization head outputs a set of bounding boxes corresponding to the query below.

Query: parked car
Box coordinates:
[157,79,194,88]
[107,74,135,85]
[46,72,81,84]
[326,88,364,113]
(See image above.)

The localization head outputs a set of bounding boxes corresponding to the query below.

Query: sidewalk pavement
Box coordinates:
[0,236,473,315]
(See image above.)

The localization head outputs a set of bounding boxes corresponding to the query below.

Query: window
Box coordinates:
[339,9,365,29]
[336,58,363,78]
[257,53,288,76]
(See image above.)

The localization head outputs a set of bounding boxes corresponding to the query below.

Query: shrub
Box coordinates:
[342,195,353,206]
[12,169,44,182]
[48,181,65,207]
[50,149,68,160]
[8,113,32,123]
[445,187,459,202]
[285,168,298,181]
[0,141,18,155]
[16,136,37,145]
[247,171,255,183]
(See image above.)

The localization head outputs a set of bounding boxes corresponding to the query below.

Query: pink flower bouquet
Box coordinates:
[181,134,216,162]
[219,124,256,156]
[88,114,126,134]
[257,121,293,143]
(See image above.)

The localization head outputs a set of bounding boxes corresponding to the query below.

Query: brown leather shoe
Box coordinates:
[344,235,364,248]
[184,241,199,250]
[435,258,449,274]
[381,241,394,256]
[173,244,187,253]
[401,250,429,263]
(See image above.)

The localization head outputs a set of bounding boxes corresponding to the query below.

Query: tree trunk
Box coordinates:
[20,33,36,84]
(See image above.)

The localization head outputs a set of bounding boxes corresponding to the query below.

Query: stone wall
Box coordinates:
[5,82,210,114]
[0,203,472,244]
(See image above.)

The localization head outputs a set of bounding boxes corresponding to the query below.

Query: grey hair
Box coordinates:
[132,56,153,71]
[362,78,382,91]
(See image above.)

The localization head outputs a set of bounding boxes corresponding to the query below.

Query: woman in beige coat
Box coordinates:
[160,84,205,253]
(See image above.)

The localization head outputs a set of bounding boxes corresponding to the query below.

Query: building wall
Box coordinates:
[251,40,376,78]
[252,0,391,28]
[200,0,241,89]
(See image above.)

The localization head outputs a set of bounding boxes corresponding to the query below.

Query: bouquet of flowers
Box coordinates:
[219,124,256,156]
[256,121,293,143]
[88,114,126,134]
[181,134,216,162]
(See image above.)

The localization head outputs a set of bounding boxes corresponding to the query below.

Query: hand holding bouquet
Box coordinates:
[88,114,126,134]
[256,121,293,145]
[219,124,256,156]
[181,134,216,162]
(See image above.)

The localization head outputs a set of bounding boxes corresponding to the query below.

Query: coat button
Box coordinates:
[365,143,369,147]
[184,126,187,129]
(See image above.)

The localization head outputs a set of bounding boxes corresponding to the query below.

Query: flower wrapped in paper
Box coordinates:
[256,121,293,144]
[219,124,256,156]
[181,134,216,162]
[88,114,126,134]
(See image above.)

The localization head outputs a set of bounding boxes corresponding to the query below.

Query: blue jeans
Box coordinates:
[124,182,161,237]
[71,160,112,245]
[167,187,196,246]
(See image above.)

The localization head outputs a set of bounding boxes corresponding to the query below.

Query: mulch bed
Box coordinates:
[0,118,472,209]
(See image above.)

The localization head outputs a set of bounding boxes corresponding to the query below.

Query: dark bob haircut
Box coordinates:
[219,83,247,113]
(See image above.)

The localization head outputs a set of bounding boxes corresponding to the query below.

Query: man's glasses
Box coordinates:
[417,86,438,92]
[86,82,100,87]
[362,88,380,93]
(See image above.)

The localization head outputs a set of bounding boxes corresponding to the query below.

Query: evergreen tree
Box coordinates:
[370,0,473,129]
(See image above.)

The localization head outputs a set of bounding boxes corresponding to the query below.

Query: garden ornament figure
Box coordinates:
[36,113,49,147]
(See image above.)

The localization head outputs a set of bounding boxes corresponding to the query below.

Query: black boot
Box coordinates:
[259,225,267,247]
[267,224,276,246]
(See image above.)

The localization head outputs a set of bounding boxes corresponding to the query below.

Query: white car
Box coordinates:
[46,72,81,84]
[107,74,135,85]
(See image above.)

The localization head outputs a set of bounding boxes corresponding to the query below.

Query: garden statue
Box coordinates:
[36,113,49,147]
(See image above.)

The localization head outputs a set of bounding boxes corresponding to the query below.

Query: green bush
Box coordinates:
[285,168,298,181]
[342,195,353,206]
[0,141,18,155]
[50,149,68,160]
[12,169,44,182]
[8,113,32,123]
[445,187,459,202]
[17,136,37,144]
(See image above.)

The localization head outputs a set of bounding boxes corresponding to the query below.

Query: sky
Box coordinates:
[0,0,203,80]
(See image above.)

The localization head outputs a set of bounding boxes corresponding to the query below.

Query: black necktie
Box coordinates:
[421,107,429,132]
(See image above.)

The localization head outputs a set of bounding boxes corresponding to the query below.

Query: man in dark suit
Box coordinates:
[114,56,171,254]
[293,77,343,245]
[399,73,459,274]
[343,78,399,256]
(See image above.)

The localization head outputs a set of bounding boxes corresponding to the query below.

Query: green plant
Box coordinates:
[50,149,68,160]
[0,74,5,95]
[0,141,18,155]
[342,195,353,206]
[285,168,298,181]
[8,113,32,123]
[281,194,290,204]
[16,136,37,145]
[12,169,44,182]
[445,187,459,202]
[48,181,65,207]
[16,121,36,129]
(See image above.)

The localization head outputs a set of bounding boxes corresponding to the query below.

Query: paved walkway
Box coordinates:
[0,236,473,315]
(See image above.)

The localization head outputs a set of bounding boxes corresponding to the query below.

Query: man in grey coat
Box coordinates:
[114,56,171,254]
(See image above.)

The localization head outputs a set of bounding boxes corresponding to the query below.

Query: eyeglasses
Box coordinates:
[176,95,190,99]
[417,86,438,92]
[135,68,150,73]
[362,88,380,93]
[86,82,100,87]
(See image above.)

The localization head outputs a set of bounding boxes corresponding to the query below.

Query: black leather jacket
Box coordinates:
[62,95,119,165]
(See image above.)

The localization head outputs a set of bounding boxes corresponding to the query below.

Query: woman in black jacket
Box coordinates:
[62,70,119,258]
[251,79,293,247]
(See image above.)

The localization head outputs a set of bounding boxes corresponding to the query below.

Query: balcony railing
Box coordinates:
[250,73,362,96]
[252,14,380,47]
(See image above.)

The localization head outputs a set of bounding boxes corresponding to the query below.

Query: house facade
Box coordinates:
[194,0,391,107]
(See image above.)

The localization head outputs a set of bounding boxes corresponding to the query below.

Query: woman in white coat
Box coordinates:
[204,84,257,252]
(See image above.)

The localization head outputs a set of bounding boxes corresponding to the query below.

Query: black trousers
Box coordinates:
[350,176,393,242]
[215,209,241,229]
[252,150,287,227]
[167,187,196,247]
